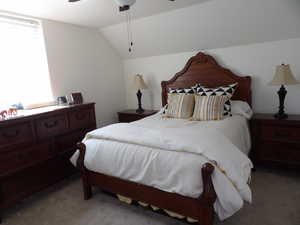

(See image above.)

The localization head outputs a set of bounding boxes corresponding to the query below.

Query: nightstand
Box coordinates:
[251,113,300,169]
[118,110,158,123]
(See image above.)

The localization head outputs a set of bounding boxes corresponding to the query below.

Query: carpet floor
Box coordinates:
[2,167,300,225]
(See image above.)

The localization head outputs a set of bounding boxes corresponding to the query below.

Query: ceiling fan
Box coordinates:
[69,0,175,12]
[69,0,176,52]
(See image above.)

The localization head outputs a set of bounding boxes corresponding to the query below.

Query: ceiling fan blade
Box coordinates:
[68,0,174,2]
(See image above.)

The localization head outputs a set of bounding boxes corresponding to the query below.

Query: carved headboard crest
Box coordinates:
[161,52,252,106]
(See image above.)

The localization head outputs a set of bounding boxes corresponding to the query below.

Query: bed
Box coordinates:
[72,52,252,225]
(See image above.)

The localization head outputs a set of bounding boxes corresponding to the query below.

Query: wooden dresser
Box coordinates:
[0,103,96,222]
[251,113,300,169]
[118,110,158,123]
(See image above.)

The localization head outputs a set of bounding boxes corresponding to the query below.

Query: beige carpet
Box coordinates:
[2,168,300,225]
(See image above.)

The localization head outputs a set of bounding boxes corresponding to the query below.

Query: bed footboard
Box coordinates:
[76,142,216,225]
[76,143,92,200]
[199,163,217,225]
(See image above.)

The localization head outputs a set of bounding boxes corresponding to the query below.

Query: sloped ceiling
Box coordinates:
[0,0,201,27]
[100,0,300,59]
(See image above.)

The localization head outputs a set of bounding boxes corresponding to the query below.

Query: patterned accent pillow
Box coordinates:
[191,83,202,90]
[169,87,195,94]
[192,95,229,121]
[164,93,195,119]
[193,83,238,116]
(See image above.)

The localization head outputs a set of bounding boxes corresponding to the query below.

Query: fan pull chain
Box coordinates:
[126,11,130,52]
[125,9,133,52]
[129,9,133,51]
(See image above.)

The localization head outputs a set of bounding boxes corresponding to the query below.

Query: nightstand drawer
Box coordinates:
[118,110,158,123]
[260,125,300,142]
[119,114,144,122]
[258,141,300,165]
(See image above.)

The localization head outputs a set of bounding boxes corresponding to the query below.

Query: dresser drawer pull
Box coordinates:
[75,113,86,120]
[274,131,290,138]
[44,120,58,128]
[2,130,20,138]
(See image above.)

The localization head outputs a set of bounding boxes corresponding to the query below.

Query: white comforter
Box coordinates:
[70,113,252,220]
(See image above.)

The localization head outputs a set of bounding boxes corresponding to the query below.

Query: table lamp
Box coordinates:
[133,74,148,113]
[269,64,299,119]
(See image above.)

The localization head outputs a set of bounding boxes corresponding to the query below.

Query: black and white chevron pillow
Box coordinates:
[169,87,195,94]
[192,83,238,116]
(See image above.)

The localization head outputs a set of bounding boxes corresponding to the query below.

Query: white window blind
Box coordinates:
[0,14,53,109]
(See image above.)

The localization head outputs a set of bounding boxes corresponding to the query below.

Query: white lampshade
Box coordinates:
[114,0,136,7]
[133,74,148,90]
[269,64,299,86]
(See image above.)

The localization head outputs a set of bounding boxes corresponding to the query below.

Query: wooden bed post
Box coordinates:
[199,163,217,225]
[76,142,92,200]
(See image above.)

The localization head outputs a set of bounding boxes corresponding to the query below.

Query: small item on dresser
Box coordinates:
[11,103,24,110]
[7,108,17,117]
[133,74,148,114]
[57,96,68,105]
[269,64,299,119]
[0,110,7,120]
[70,92,83,104]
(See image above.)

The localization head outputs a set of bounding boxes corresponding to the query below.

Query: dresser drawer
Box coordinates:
[0,122,33,151]
[69,108,95,130]
[260,125,300,142]
[56,130,86,153]
[35,114,68,139]
[0,143,51,174]
[258,141,300,165]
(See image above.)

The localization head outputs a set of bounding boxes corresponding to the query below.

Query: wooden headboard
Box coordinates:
[161,52,252,106]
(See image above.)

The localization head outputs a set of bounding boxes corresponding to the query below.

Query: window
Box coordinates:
[0,14,53,109]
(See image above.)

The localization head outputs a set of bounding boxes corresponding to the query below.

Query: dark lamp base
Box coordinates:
[274,85,288,120]
[136,108,145,114]
[274,113,288,119]
[136,89,144,114]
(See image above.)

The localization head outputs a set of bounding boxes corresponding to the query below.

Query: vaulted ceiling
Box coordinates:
[101,0,300,59]
[0,0,201,27]
[0,0,300,59]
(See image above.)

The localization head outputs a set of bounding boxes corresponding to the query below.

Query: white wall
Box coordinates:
[42,20,126,126]
[101,0,300,59]
[124,38,300,115]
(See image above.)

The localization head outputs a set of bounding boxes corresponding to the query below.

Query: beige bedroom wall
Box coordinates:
[123,38,300,115]
[42,20,126,127]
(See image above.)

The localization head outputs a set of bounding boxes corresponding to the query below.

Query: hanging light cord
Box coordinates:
[125,9,133,52]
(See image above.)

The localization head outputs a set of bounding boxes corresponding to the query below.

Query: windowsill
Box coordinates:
[24,101,56,110]
[19,104,69,117]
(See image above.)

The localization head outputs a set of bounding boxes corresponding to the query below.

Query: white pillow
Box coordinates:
[230,100,253,119]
